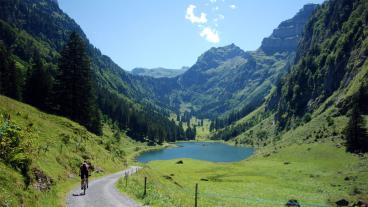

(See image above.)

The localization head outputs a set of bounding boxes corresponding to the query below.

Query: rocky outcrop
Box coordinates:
[32,168,53,192]
[260,4,318,54]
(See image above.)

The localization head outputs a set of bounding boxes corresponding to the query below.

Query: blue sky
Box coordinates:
[58,0,324,70]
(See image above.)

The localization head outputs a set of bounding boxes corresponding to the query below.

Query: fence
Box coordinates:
[123,171,333,207]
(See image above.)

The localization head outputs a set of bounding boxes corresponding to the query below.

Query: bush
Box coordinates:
[326,116,334,126]
[0,115,31,185]
[0,117,22,161]
[303,113,312,123]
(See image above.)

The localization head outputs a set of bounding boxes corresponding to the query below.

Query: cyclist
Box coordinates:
[79,161,89,189]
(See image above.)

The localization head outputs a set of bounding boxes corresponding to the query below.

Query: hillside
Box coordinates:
[0,95,151,207]
[130,67,188,78]
[272,0,368,129]
[214,0,368,145]
[0,0,188,143]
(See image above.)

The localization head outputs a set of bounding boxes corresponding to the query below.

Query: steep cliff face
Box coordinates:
[271,0,368,129]
[261,4,318,54]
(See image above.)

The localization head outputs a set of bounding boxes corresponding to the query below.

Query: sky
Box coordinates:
[58,0,324,70]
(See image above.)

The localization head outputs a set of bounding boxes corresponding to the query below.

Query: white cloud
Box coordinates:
[185,4,207,24]
[200,27,220,43]
[229,4,237,9]
[213,14,224,23]
[209,0,217,3]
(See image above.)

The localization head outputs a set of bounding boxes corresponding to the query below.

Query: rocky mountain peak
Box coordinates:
[260,3,318,54]
[194,43,246,71]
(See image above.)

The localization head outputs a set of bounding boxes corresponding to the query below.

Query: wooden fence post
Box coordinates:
[125,172,128,187]
[195,183,198,207]
[143,177,147,197]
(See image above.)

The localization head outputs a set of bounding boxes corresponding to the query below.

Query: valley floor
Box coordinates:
[118,141,368,207]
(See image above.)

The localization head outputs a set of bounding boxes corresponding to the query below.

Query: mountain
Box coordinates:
[130,67,188,78]
[261,4,318,54]
[272,0,368,129]
[213,0,368,149]
[0,0,187,143]
[140,4,318,119]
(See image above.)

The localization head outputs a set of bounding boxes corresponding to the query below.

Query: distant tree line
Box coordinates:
[209,96,264,132]
[210,111,267,141]
[97,88,195,143]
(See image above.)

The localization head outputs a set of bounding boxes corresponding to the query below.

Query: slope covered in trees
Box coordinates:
[0,0,188,143]
[211,0,368,148]
[271,0,368,129]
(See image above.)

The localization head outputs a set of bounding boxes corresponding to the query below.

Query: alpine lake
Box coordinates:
[137,142,254,163]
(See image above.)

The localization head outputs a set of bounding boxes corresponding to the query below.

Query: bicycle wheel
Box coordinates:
[82,178,87,195]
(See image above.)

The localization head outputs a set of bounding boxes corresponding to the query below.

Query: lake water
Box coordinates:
[137,142,254,163]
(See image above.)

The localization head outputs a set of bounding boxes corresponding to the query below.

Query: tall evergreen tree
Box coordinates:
[346,85,368,153]
[0,41,21,100]
[53,32,102,135]
[24,52,53,110]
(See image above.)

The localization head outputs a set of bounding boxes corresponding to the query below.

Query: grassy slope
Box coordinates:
[0,96,151,207]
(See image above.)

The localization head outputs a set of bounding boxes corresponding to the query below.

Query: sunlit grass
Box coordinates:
[118,141,368,207]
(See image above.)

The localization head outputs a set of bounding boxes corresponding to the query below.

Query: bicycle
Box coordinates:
[81,176,88,195]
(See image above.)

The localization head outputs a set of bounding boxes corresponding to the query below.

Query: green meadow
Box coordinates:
[118,142,368,207]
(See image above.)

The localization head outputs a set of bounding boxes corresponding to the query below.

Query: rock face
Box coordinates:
[261,4,318,54]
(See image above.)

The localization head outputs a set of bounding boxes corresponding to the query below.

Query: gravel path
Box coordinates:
[67,166,143,207]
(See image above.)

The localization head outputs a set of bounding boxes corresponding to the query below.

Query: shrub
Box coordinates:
[0,115,31,185]
[303,113,312,123]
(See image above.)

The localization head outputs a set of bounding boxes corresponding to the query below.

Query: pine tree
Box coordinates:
[24,52,53,111]
[346,85,368,153]
[193,126,197,139]
[53,32,102,135]
[0,41,21,100]
[209,121,214,132]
